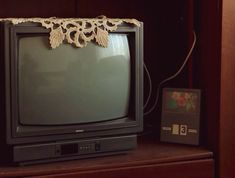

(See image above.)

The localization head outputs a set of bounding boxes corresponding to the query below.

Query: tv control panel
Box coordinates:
[13,135,136,165]
[55,142,101,156]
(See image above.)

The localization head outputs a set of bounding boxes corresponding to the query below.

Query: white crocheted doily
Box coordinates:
[0,17,140,48]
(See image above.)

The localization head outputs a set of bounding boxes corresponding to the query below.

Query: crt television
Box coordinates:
[0,20,143,165]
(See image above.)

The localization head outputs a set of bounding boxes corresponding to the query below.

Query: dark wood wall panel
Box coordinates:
[76,0,138,18]
[194,0,221,151]
[0,0,76,17]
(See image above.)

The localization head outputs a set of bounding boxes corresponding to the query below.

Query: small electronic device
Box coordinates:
[160,88,201,145]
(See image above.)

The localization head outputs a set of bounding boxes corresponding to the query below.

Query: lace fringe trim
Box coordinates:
[0,17,140,48]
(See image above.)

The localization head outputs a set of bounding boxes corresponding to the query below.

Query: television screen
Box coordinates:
[19,34,131,125]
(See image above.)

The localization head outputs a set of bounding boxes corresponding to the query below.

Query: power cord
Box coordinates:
[143,31,197,116]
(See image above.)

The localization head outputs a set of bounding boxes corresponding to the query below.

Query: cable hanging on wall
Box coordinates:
[143,31,197,116]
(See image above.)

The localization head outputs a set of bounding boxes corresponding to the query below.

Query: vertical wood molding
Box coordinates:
[220,0,235,177]
[195,0,221,154]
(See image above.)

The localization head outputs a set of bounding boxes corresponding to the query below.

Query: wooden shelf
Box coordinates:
[0,137,213,178]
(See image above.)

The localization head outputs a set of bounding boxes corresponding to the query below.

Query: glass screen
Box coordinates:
[18,34,131,125]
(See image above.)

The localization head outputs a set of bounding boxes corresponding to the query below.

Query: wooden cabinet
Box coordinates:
[0,0,235,177]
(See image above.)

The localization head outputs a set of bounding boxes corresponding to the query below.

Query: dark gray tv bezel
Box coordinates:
[3,22,143,145]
